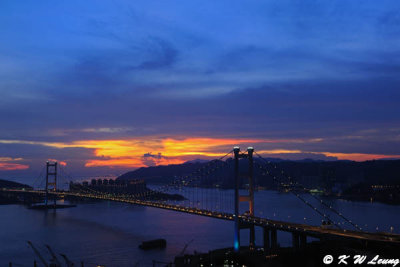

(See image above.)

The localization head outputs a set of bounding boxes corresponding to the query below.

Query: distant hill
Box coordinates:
[116,159,400,190]
[0,179,32,189]
[0,179,33,205]
[117,162,207,184]
[184,159,209,164]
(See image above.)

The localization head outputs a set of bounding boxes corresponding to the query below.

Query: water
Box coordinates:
[1,188,399,267]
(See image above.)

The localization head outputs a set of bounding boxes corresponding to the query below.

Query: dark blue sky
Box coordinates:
[1,1,399,180]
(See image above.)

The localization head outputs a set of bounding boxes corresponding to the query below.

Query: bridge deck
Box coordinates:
[4,189,400,245]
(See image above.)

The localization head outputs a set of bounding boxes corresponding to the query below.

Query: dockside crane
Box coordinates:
[27,241,49,267]
[60,254,74,267]
[45,245,62,267]
[179,239,194,256]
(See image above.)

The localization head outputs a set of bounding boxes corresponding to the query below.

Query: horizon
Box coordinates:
[1,1,400,182]
[3,155,400,185]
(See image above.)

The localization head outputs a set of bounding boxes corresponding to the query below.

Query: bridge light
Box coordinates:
[234,240,239,251]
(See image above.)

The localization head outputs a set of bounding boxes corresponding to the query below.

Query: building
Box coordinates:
[69,179,147,195]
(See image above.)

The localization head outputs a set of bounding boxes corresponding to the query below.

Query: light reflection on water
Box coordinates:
[1,188,399,266]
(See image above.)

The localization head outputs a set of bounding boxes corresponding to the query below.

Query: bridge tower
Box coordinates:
[233,146,255,252]
[45,161,57,206]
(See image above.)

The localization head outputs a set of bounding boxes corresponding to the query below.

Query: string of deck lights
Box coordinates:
[145,158,232,211]
[58,150,233,208]
[53,151,356,232]
[51,151,350,231]
[253,161,342,229]
[57,151,235,214]
[25,149,397,236]
[57,156,216,201]
[236,149,341,228]
[129,154,232,200]
[58,166,112,197]
[254,151,363,231]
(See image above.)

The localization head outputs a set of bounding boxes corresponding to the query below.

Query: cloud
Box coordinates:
[0,157,23,161]
[141,152,182,167]
[0,0,400,179]
[320,152,400,162]
[0,162,29,171]
[143,152,163,159]
[0,156,29,171]
[81,127,134,134]
[257,150,400,162]
[132,38,178,70]
[47,158,67,166]
[1,137,399,175]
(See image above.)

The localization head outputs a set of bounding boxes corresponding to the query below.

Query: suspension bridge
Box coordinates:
[2,147,400,253]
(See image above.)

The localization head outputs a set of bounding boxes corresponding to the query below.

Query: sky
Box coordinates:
[0,0,400,182]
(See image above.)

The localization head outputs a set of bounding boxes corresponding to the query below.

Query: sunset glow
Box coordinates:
[1,137,399,170]
[0,0,398,183]
[257,149,400,162]
[321,152,400,162]
[69,137,267,168]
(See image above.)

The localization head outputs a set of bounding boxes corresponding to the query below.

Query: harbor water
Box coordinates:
[1,188,399,266]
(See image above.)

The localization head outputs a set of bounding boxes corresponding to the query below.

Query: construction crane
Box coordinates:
[27,241,49,267]
[179,239,194,256]
[45,245,62,267]
[60,254,74,267]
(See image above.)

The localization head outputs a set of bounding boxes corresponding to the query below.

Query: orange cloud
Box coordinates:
[76,137,326,168]
[257,149,303,154]
[85,157,185,168]
[1,137,399,169]
[0,162,29,171]
[257,150,400,162]
[321,152,400,162]
[85,158,146,168]
[0,157,23,161]
[0,157,29,171]
[80,137,258,168]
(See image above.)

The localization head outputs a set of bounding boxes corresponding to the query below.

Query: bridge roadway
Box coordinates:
[4,188,400,245]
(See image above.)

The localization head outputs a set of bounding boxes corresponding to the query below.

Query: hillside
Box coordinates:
[117,159,400,191]
[117,161,208,184]
[0,179,32,189]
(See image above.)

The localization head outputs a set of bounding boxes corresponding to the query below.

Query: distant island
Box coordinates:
[0,179,31,189]
[0,179,32,204]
